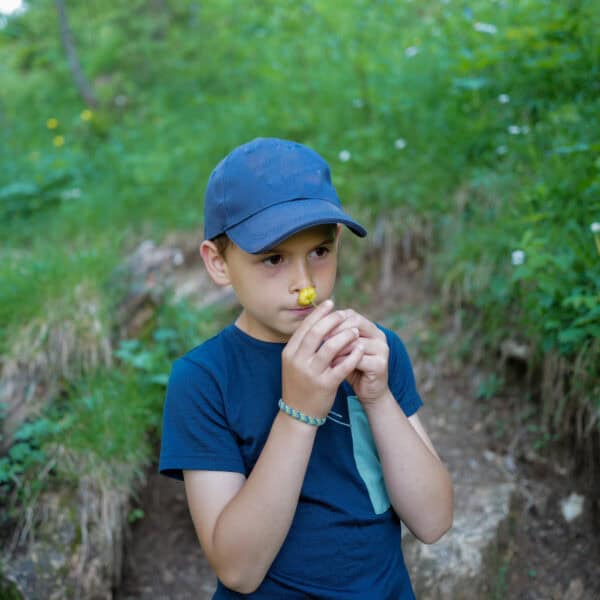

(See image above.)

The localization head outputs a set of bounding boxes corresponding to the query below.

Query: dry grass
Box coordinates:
[542,343,600,469]
[0,282,113,451]
[67,449,138,596]
[5,445,142,599]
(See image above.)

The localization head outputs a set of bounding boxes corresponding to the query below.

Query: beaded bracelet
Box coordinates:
[278,398,327,427]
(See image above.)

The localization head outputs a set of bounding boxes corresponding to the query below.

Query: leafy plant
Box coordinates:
[476,374,505,401]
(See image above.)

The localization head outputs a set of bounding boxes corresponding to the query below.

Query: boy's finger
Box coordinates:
[327,342,364,384]
[328,335,382,363]
[354,353,385,375]
[329,338,360,367]
[313,327,359,369]
[350,337,385,357]
[285,299,335,354]
[297,310,351,358]
[328,310,380,340]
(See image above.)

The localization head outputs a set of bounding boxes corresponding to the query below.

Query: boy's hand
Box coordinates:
[329,310,390,406]
[281,300,364,421]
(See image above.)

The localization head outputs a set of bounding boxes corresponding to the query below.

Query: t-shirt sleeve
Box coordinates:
[381,326,423,417]
[159,356,246,480]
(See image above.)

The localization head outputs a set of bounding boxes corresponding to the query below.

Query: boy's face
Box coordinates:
[219,224,340,343]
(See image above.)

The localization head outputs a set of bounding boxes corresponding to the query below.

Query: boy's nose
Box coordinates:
[289,260,313,294]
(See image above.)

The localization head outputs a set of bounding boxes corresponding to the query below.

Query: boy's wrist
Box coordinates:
[278,398,327,427]
[360,387,393,414]
[275,409,320,437]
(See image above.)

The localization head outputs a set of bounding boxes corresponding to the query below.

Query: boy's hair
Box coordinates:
[211,233,231,257]
[203,137,367,254]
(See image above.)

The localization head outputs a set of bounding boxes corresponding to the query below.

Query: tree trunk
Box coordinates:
[379,217,396,296]
[55,0,98,108]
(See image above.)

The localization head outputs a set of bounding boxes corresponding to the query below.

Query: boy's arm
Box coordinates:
[330,311,453,544]
[183,300,364,594]
[184,412,316,594]
[364,395,453,543]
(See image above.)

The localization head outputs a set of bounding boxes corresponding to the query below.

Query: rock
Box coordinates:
[563,578,585,600]
[560,492,584,523]
[2,474,130,600]
[500,339,530,362]
[403,482,516,600]
[402,360,518,600]
[114,235,238,338]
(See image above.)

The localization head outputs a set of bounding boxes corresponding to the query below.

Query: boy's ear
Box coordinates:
[199,240,231,287]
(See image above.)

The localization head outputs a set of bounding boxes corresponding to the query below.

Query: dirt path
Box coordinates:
[116,467,216,600]
[117,270,600,600]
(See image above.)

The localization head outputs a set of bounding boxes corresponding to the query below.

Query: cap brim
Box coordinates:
[225,198,367,254]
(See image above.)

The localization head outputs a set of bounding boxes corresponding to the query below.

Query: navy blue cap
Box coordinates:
[203,137,367,253]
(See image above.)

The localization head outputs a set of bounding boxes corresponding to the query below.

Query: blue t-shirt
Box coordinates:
[159,323,422,599]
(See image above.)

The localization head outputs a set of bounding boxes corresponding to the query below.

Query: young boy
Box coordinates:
[159,137,453,599]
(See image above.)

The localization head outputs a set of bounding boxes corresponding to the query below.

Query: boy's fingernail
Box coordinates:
[324,299,333,308]
[352,327,359,336]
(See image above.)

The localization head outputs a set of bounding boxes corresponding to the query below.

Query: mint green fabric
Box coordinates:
[347,395,391,514]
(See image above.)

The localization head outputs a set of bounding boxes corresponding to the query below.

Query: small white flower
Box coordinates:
[61,188,82,200]
[338,150,351,162]
[405,46,419,58]
[498,94,510,104]
[591,222,600,233]
[511,250,525,266]
[508,125,521,135]
[474,22,497,34]
[394,138,407,150]
[172,251,184,267]
[352,98,364,109]
[496,145,508,155]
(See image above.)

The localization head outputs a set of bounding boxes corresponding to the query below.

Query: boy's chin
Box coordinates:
[277,322,302,342]
[277,323,298,339]
[252,319,297,343]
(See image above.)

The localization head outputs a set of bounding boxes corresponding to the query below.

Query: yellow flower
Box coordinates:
[298,286,316,307]
[47,118,59,130]
[80,109,93,122]
[53,135,65,147]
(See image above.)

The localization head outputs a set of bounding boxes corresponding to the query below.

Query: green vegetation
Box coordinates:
[0,0,598,538]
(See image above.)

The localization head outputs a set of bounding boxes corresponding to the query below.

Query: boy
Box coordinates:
[159,138,453,599]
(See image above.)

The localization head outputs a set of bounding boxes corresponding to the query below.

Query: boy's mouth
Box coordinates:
[288,306,314,315]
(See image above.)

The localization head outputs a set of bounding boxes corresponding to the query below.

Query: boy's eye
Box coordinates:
[311,246,330,259]
[263,254,283,267]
